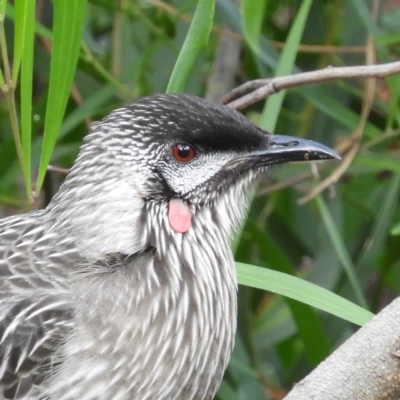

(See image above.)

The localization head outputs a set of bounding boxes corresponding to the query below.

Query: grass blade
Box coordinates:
[316,195,367,308]
[236,262,373,326]
[259,0,312,131]
[166,0,214,93]
[241,0,267,54]
[35,0,87,193]
[233,0,312,253]
[357,173,400,272]
[15,0,36,201]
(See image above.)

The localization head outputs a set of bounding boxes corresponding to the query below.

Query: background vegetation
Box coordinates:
[1,0,400,398]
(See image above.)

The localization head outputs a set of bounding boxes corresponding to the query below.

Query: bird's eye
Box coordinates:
[172,144,196,163]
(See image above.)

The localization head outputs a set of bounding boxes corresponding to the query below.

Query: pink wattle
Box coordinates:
[168,199,192,233]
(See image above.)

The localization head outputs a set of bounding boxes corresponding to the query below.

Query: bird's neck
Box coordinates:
[45,167,147,259]
[52,198,239,399]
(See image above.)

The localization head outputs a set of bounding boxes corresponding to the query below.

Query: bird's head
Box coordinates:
[48,93,339,259]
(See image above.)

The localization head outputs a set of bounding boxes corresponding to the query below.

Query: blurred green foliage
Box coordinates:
[1,0,400,398]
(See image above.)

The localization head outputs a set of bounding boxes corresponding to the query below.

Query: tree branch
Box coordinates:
[223,61,400,110]
[284,297,400,400]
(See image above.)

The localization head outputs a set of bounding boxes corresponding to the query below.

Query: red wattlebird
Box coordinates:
[0,94,338,399]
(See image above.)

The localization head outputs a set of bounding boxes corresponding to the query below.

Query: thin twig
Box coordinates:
[47,165,70,174]
[224,61,400,110]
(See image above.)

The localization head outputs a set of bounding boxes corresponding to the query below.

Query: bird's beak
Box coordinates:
[231,135,340,168]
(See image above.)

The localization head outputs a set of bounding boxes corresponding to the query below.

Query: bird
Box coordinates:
[0,93,338,400]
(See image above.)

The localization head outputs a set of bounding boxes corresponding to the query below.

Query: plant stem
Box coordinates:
[0,12,32,204]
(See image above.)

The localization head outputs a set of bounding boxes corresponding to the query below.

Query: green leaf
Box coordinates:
[236,262,374,326]
[5,2,52,40]
[166,0,214,93]
[259,0,313,132]
[217,381,242,400]
[232,0,313,258]
[356,154,400,173]
[241,0,267,54]
[0,0,6,16]
[14,0,36,199]
[12,0,25,83]
[36,0,87,193]
[391,222,400,236]
[357,173,400,271]
[316,195,367,308]
[13,0,32,81]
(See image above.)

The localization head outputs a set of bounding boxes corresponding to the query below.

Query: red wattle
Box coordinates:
[168,199,192,233]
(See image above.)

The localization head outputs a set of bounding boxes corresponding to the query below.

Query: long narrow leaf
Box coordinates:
[233,0,313,253]
[166,0,214,93]
[357,173,400,272]
[259,0,313,132]
[5,3,52,40]
[236,262,374,326]
[316,195,367,308]
[241,0,266,54]
[13,0,34,81]
[15,0,36,200]
[36,0,87,192]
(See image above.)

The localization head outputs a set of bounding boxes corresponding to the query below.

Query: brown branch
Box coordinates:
[47,165,70,175]
[223,61,400,110]
[284,297,400,400]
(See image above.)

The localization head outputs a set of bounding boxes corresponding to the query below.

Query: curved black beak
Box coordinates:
[233,135,340,168]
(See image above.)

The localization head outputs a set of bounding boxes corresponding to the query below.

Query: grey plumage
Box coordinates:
[0,93,338,399]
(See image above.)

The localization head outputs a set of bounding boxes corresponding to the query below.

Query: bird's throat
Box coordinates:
[168,198,192,233]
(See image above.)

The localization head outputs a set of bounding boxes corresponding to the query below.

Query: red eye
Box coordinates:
[172,144,196,162]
